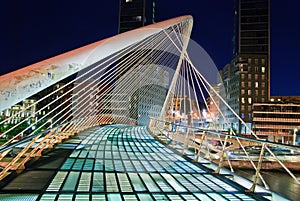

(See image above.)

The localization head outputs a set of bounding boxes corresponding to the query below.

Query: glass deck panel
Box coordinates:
[46,171,68,191]
[92,172,104,192]
[139,173,161,192]
[77,172,91,192]
[117,173,133,192]
[137,194,154,201]
[128,173,146,191]
[62,171,80,191]
[106,173,119,192]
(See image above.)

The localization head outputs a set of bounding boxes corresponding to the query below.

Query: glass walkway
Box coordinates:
[0,125,271,201]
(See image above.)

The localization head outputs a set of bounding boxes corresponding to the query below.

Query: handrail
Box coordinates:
[149,117,300,192]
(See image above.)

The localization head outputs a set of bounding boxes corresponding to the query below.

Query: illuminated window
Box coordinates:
[241,97,245,104]
[248,90,251,95]
[262,67,265,73]
[248,105,252,111]
[126,0,132,2]
[248,82,251,87]
[241,89,245,95]
[248,98,252,104]
[255,82,259,88]
[241,82,245,88]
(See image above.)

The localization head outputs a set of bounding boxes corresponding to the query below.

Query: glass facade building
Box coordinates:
[220,0,270,133]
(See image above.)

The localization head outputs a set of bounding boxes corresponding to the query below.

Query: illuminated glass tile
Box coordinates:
[91,194,106,201]
[128,173,146,191]
[94,159,103,171]
[75,194,90,200]
[207,193,227,201]
[106,173,119,192]
[62,172,80,191]
[47,171,68,191]
[117,173,133,192]
[92,172,104,192]
[161,173,187,192]
[137,194,153,201]
[139,173,160,192]
[151,173,173,192]
[77,172,91,192]
[123,194,137,201]
[60,158,75,170]
[57,194,73,200]
[83,159,94,171]
[194,193,213,201]
[107,194,122,201]
[40,194,57,201]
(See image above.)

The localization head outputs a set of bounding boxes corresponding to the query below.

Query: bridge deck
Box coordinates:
[0,125,271,201]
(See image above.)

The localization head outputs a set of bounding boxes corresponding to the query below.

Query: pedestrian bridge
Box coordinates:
[0,16,299,200]
[0,124,273,201]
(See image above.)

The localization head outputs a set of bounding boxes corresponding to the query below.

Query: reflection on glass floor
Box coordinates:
[0,125,270,201]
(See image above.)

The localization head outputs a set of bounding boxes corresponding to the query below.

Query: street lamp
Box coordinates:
[293,128,297,146]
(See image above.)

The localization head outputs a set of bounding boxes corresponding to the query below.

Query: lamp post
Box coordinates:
[293,128,297,146]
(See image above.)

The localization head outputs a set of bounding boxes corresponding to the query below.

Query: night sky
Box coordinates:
[0,1,299,96]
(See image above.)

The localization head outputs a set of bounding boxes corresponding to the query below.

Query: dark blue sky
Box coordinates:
[0,1,299,96]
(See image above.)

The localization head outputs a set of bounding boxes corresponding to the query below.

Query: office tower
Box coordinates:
[220,0,270,133]
[119,0,156,33]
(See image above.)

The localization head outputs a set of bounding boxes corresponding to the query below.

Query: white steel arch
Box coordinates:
[0,15,193,112]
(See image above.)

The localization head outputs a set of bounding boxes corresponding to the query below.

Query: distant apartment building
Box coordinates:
[220,0,270,133]
[0,99,37,125]
[252,96,300,144]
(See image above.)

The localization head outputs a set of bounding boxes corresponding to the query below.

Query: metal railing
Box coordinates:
[148,117,300,193]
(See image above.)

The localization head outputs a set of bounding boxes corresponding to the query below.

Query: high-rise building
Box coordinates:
[118,0,156,33]
[220,0,270,133]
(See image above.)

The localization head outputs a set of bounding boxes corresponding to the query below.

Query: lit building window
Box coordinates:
[248,90,251,95]
[241,82,245,88]
[248,98,252,104]
[248,105,252,111]
[262,67,265,73]
[126,0,132,2]
[255,82,259,88]
[241,97,245,104]
[241,89,245,95]
[248,82,251,87]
